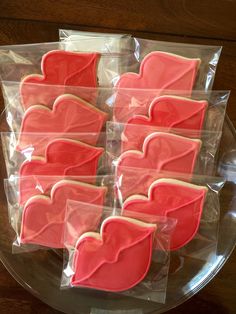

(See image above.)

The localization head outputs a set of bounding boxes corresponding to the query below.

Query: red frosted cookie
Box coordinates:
[17,94,107,154]
[114,51,200,122]
[117,132,201,174]
[122,96,207,151]
[116,133,201,200]
[20,50,100,109]
[122,178,207,250]
[20,180,107,248]
[71,216,156,292]
[19,139,103,200]
[18,175,96,206]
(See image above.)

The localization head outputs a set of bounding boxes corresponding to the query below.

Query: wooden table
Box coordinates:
[0,1,235,313]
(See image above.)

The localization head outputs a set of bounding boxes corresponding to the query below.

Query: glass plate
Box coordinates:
[0,115,236,314]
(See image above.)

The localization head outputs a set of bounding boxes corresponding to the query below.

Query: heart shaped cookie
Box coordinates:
[122,178,207,250]
[71,216,156,292]
[20,50,100,109]
[17,94,107,155]
[20,180,107,248]
[114,51,200,122]
[122,96,207,151]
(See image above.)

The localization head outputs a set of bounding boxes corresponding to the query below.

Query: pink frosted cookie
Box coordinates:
[18,175,97,206]
[17,94,107,155]
[122,96,207,151]
[114,51,200,122]
[71,216,156,292]
[116,133,201,200]
[20,50,100,109]
[19,138,103,201]
[117,132,201,174]
[122,178,207,250]
[20,180,107,248]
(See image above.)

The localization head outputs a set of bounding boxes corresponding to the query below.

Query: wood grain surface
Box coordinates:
[0,0,236,40]
[0,1,235,313]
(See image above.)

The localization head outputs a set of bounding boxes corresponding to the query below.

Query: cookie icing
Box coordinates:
[122,178,207,250]
[17,94,107,154]
[19,138,103,200]
[20,50,100,109]
[18,175,97,205]
[20,180,107,248]
[117,132,201,174]
[122,96,207,151]
[116,133,201,201]
[114,51,200,122]
[71,216,156,291]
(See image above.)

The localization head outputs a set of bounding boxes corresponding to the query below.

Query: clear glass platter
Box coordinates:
[0,115,236,314]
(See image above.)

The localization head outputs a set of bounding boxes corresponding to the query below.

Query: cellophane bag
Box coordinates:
[111,90,229,128]
[62,200,177,303]
[0,39,135,89]
[1,82,113,133]
[1,132,107,178]
[1,82,229,137]
[59,32,222,90]
[4,174,115,252]
[59,29,133,86]
[59,29,131,47]
[114,168,224,262]
[0,37,221,93]
[106,122,221,177]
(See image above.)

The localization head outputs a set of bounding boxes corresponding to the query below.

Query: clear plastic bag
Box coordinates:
[114,168,224,261]
[4,175,115,252]
[2,82,229,136]
[0,40,133,92]
[5,174,115,206]
[1,132,107,178]
[107,121,222,156]
[62,200,176,303]
[131,37,222,91]
[1,81,114,133]
[59,29,132,51]
[59,29,133,86]
[112,90,229,125]
[59,33,222,91]
[0,37,221,93]
[112,38,222,117]
[106,124,221,177]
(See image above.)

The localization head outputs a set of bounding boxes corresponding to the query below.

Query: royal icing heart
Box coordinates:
[71,216,156,292]
[116,133,201,200]
[20,50,100,109]
[114,51,200,122]
[122,96,207,151]
[20,180,107,248]
[19,139,103,201]
[122,178,207,250]
[17,94,107,155]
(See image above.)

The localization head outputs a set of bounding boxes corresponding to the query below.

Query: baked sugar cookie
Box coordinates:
[122,96,207,151]
[71,216,156,292]
[116,133,201,201]
[117,132,201,174]
[20,50,100,109]
[18,94,107,154]
[122,178,207,250]
[20,180,107,248]
[19,138,103,200]
[114,51,200,122]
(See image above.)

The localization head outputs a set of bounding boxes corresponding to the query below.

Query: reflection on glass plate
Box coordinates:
[0,115,236,314]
